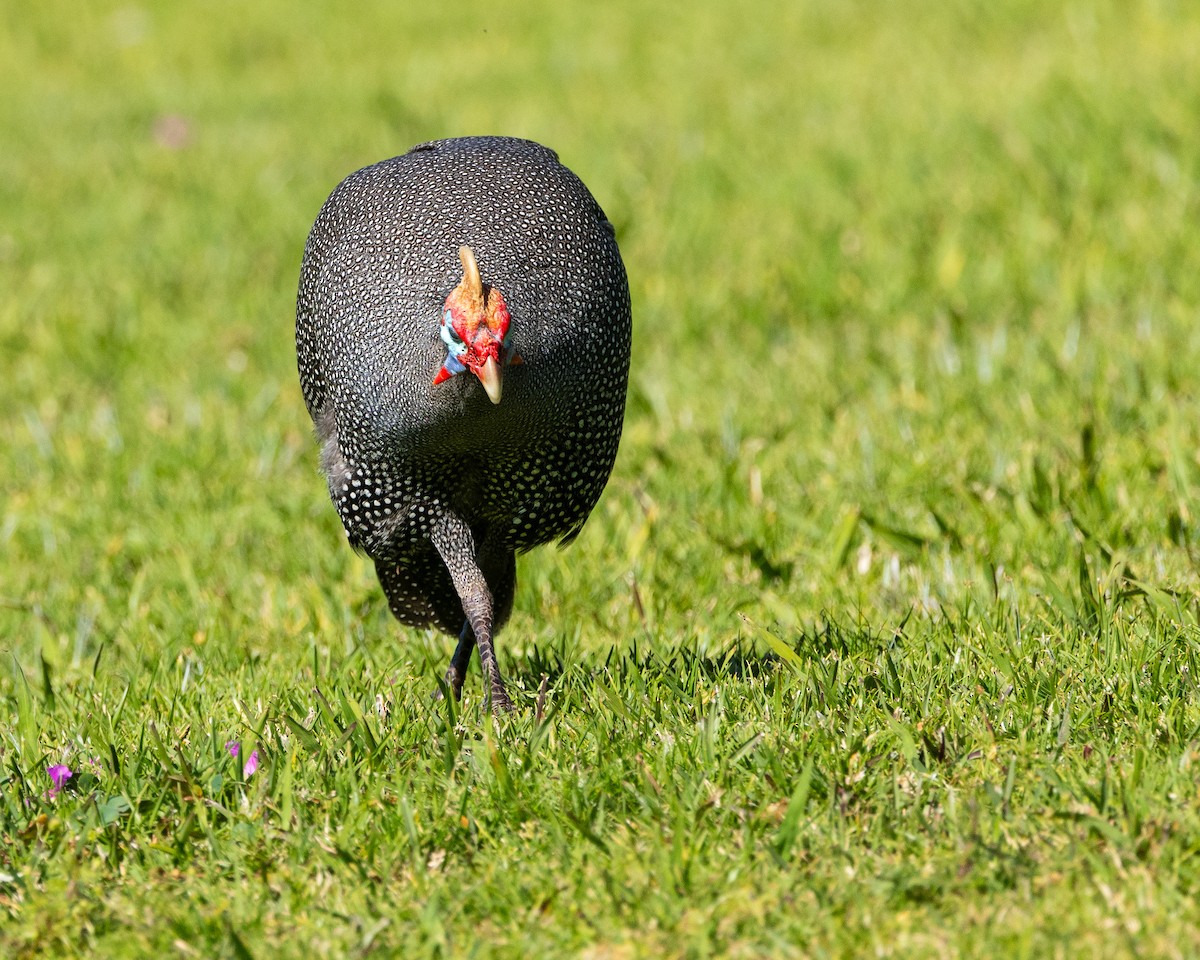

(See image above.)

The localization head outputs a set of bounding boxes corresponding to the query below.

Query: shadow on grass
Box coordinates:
[496,614,907,699]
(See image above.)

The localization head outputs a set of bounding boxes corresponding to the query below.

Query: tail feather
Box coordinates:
[375,547,464,635]
[374,536,517,638]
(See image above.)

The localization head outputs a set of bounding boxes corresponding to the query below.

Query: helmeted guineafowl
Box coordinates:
[296,136,631,712]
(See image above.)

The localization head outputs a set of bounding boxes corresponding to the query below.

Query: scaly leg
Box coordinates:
[430,513,514,713]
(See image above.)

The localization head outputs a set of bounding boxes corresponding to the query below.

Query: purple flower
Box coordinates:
[226,741,260,778]
[46,763,73,799]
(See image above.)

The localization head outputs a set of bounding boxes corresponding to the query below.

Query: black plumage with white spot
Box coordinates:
[296,137,631,711]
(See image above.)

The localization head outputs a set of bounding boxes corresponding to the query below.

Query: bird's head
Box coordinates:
[433,246,520,405]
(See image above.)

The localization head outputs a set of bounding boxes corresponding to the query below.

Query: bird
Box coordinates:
[295,136,631,713]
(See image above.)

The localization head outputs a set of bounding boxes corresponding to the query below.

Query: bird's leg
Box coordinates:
[430,514,514,714]
[462,597,513,714]
[444,621,476,699]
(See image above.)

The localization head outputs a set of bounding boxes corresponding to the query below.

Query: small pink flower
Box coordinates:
[47,764,73,799]
[226,741,259,777]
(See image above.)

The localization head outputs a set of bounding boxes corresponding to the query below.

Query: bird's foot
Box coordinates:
[433,664,466,702]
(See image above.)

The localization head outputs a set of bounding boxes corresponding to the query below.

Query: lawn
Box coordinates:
[3,0,1200,956]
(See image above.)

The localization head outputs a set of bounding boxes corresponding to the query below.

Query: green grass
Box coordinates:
[4,0,1200,955]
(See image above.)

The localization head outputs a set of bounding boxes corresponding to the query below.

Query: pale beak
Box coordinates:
[476,356,503,405]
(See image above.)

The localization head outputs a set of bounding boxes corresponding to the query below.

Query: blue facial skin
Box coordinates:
[440,310,468,376]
